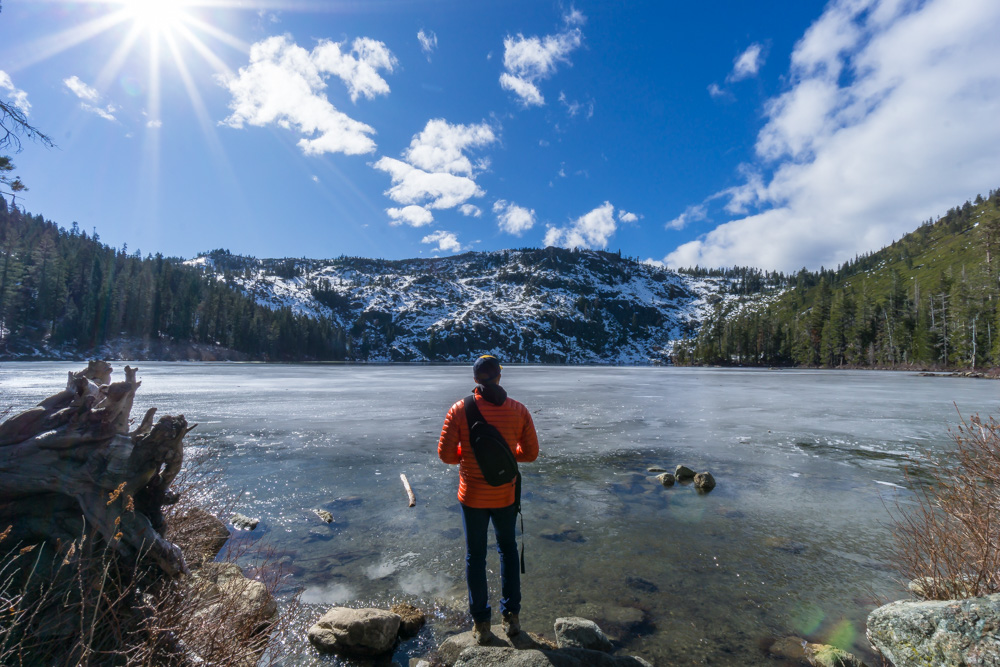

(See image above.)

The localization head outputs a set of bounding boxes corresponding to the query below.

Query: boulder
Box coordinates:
[452,646,651,666]
[769,636,807,660]
[166,506,229,568]
[230,513,259,531]
[693,472,716,492]
[804,642,868,667]
[195,562,277,620]
[439,628,554,665]
[867,593,1000,667]
[674,465,696,481]
[307,607,401,656]
[655,473,675,486]
[391,602,427,638]
[554,617,613,653]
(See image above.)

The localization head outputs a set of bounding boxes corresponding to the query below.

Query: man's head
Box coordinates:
[473,355,502,384]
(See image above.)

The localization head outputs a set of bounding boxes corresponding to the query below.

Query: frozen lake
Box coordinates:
[2,362,998,665]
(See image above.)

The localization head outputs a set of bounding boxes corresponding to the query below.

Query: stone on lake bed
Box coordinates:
[313,509,334,523]
[674,465,696,481]
[693,472,716,492]
[554,617,614,653]
[655,472,675,486]
[768,636,806,660]
[230,512,259,530]
[804,642,869,667]
[540,527,585,543]
[646,466,667,473]
[307,607,401,656]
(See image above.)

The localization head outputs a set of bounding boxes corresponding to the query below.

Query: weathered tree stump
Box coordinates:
[0,361,195,576]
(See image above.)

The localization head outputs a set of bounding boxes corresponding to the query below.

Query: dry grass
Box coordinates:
[888,411,1000,600]
[0,458,299,666]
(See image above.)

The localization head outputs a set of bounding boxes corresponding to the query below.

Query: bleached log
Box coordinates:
[0,362,194,577]
[400,473,416,507]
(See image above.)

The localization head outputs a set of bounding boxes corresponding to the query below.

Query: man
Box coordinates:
[438,355,539,644]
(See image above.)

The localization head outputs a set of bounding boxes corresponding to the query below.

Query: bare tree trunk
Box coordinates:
[0,361,194,577]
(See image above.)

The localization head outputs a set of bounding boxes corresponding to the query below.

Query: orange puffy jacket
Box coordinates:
[438,387,539,508]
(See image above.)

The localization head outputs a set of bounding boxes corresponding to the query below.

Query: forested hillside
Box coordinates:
[0,198,343,360]
[675,189,1000,370]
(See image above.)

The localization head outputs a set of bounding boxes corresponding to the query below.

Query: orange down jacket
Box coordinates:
[438,388,539,508]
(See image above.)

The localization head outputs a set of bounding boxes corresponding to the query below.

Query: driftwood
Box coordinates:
[400,473,416,507]
[0,361,195,576]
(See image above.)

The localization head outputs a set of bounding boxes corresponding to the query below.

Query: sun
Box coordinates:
[121,0,188,34]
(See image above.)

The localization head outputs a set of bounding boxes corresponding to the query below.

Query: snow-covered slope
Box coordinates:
[186,247,732,364]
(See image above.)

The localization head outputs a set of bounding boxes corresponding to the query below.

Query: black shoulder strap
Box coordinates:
[464,394,485,428]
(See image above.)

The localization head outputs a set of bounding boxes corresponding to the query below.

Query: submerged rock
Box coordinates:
[867,593,1000,667]
[391,602,427,638]
[646,466,667,473]
[804,642,868,667]
[453,646,651,666]
[655,472,675,486]
[313,509,334,524]
[230,513,259,531]
[674,465,696,481]
[693,471,716,492]
[540,527,585,543]
[307,607,401,656]
[768,636,806,660]
[554,617,613,652]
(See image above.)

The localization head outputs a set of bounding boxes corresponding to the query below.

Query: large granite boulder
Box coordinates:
[554,617,613,652]
[867,593,1000,667]
[307,607,401,656]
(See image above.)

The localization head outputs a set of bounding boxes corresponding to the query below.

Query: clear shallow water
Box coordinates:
[2,363,998,666]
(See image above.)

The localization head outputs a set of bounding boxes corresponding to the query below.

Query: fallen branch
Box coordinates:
[400,473,416,508]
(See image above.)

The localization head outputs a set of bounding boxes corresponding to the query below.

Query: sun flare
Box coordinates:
[121,0,187,33]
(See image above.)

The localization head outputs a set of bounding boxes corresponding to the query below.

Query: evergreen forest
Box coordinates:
[674,189,1000,370]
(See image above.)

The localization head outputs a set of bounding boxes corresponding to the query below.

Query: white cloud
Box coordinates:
[311,174,319,183]
[422,230,462,253]
[665,204,706,231]
[618,210,641,224]
[146,119,163,128]
[707,82,726,99]
[459,203,482,217]
[387,205,434,227]
[558,91,593,118]
[665,0,1000,272]
[493,199,536,235]
[374,119,496,220]
[544,201,616,249]
[0,71,30,113]
[63,75,99,102]
[219,35,395,156]
[499,12,584,107]
[728,43,765,82]
[312,37,397,103]
[402,119,495,176]
[418,29,438,58]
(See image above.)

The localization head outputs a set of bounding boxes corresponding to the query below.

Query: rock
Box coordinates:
[674,465,696,481]
[391,602,427,638]
[439,629,513,664]
[452,646,651,666]
[646,466,667,473]
[554,617,613,653]
[167,506,229,568]
[867,593,1000,667]
[191,562,277,631]
[307,607,401,656]
[230,513,259,531]
[571,604,644,641]
[410,659,436,667]
[655,472,675,486]
[769,636,807,660]
[693,471,716,492]
[625,576,658,593]
[804,642,868,667]
[540,527,585,543]
[313,509,334,523]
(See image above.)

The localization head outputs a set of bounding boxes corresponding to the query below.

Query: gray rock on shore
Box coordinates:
[693,472,716,492]
[554,617,614,652]
[867,593,1000,667]
[307,607,401,656]
[655,472,675,486]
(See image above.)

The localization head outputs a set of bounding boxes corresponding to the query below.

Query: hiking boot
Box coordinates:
[502,612,520,636]
[473,620,493,645]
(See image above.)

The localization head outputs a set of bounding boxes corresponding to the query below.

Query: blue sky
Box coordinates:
[2,0,999,272]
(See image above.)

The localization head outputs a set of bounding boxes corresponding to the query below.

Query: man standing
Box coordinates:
[438,355,539,644]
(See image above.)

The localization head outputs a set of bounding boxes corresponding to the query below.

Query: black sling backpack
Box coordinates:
[463,395,526,573]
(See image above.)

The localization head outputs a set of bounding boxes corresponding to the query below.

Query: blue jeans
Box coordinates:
[460,503,520,623]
